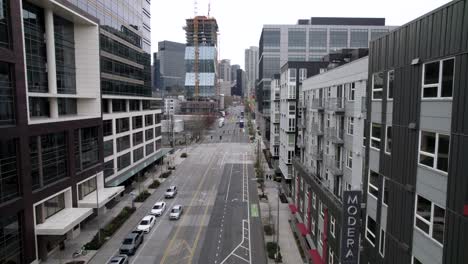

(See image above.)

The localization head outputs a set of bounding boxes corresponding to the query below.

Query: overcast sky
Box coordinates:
[151,0,451,69]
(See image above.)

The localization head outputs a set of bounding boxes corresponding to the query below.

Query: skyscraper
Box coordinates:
[157,41,186,95]
[184,16,219,98]
[245,46,259,97]
[231,64,241,83]
[219,59,232,82]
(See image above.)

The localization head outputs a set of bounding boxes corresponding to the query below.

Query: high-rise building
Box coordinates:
[0,1,165,262]
[219,59,232,82]
[362,1,468,263]
[231,64,240,83]
[245,46,259,97]
[183,16,219,98]
[233,69,246,97]
[257,18,395,147]
[156,41,186,95]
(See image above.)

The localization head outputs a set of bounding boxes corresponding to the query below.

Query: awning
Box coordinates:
[289,204,298,214]
[78,186,124,208]
[309,249,323,264]
[106,148,172,187]
[35,208,93,236]
[297,222,309,236]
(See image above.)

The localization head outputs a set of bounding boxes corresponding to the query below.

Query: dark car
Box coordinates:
[119,232,143,255]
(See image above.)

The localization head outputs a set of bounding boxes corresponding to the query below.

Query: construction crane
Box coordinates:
[193,0,200,98]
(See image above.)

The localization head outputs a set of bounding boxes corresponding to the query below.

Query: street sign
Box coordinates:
[340,191,361,264]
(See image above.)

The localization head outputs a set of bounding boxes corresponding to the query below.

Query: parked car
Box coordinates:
[137,215,156,233]
[108,255,129,264]
[151,201,166,216]
[119,232,143,255]
[169,205,183,220]
[165,186,177,198]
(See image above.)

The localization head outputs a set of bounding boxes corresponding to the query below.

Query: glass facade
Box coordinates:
[133,147,143,162]
[104,160,114,178]
[0,0,10,49]
[288,29,306,52]
[104,140,113,157]
[330,29,348,50]
[116,135,130,152]
[29,97,50,118]
[0,139,19,204]
[145,142,154,156]
[133,131,143,146]
[0,62,14,126]
[117,152,130,171]
[350,29,369,48]
[75,127,99,173]
[78,177,96,200]
[261,56,280,80]
[58,98,77,115]
[262,29,280,51]
[0,215,22,263]
[23,2,48,93]
[30,132,67,190]
[370,29,389,40]
[309,29,327,52]
[54,15,76,94]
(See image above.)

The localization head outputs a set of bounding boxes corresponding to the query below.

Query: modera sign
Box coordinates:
[340,191,361,264]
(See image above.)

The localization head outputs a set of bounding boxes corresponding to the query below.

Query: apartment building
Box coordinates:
[256,18,395,148]
[245,46,259,98]
[270,74,281,168]
[362,1,468,263]
[290,57,368,264]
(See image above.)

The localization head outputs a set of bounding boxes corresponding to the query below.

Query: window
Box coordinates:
[419,131,450,173]
[129,100,140,111]
[329,29,348,50]
[347,117,354,135]
[78,177,96,200]
[414,195,445,245]
[75,127,99,172]
[103,120,113,137]
[309,29,327,52]
[0,215,21,263]
[312,192,316,209]
[372,72,384,100]
[145,128,154,141]
[311,217,316,235]
[146,142,154,155]
[116,118,130,133]
[145,114,153,126]
[112,99,126,112]
[133,131,143,146]
[42,193,65,220]
[368,170,379,199]
[104,140,113,158]
[0,139,19,203]
[133,147,144,162]
[346,150,353,168]
[54,16,76,94]
[319,201,325,217]
[422,58,454,98]
[348,82,355,101]
[379,229,386,257]
[370,123,381,150]
[0,0,11,49]
[328,248,334,264]
[29,97,50,118]
[104,160,114,178]
[132,116,143,129]
[58,98,77,115]
[412,256,423,264]
[0,62,14,125]
[366,215,377,246]
[382,178,388,206]
[387,70,394,99]
[330,215,336,238]
[116,136,130,152]
[385,125,392,154]
[117,153,131,170]
[350,29,368,48]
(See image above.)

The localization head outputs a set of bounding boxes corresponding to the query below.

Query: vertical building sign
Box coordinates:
[340,191,361,264]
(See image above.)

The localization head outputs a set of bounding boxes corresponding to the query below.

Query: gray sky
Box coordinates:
[151,0,450,69]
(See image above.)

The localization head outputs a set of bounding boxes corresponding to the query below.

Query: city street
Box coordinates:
[90,106,266,264]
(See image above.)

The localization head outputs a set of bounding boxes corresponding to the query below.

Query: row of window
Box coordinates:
[371,58,454,100]
[0,62,14,126]
[103,114,162,137]
[0,0,10,49]
[115,139,161,172]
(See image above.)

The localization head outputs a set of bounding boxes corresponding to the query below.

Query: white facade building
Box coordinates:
[244,46,259,97]
[164,97,181,115]
[270,76,280,167]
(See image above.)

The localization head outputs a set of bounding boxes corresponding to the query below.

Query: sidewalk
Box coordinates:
[255,136,304,264]
[43,149,184,264]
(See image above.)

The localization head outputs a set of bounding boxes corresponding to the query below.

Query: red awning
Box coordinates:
[296,222,309,236]
[464,205,468,216]
[309,249,323,264]
[289,204,298,214]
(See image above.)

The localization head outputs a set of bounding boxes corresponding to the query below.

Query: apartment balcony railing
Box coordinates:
[311,123,324,136]
[324,154,343,176]
[325,98,345,113]
[325,127,344,144]
[310,144,323,160]
[361,97,367,113]
[311,98,325,110]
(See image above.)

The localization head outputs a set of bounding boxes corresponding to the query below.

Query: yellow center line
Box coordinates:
[159,146,223,264]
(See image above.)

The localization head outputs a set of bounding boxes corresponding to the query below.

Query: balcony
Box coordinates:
[311,123,324,136]
[324,155,343,176]
[326,98,345,113]
[311,98,325,110]
[310,145,323,160]
[325,127,344,144]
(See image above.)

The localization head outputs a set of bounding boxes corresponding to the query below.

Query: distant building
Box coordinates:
[233,69,246,97]
[245,46,259,97]
[231,64,240,83]
[180,100,218,114]
[219,59,232,82]
[164,97,181,115]
[156,41,186,95]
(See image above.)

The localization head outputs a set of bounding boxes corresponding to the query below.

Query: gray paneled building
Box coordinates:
[155,41,186,95]
[362,1,468,263]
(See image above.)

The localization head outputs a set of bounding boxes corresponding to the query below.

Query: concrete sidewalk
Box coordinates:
[43,149,186,264]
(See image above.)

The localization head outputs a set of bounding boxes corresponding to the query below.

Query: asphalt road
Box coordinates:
[91,106,266,264]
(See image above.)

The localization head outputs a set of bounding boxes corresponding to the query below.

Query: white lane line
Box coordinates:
[232,253,249,262]
[245,152,252,264]
[225,162,235,201]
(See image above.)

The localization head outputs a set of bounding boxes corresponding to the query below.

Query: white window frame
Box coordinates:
[382,178,388,207]
[312,192,316,209]
[330,215,336,238]
[348,82,356,101]
[367,169,379,200]
[347,117,354,135]
[328,247,334,264]
[320,201,324,217]
[412,256,423,264]
[414,194,446,246]
[346,149,353,169]
[379,228,386,257]
[370,123,382,151]
[421,58,455,99]
[387,70,394,100]
[418,131,450,174]
[311,217,316,235]
[372,72,384,101]
[366,215,376,247]
[385,125,392,154]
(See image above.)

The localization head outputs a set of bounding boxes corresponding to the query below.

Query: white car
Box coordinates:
[169,205,183,220]
[137,215,156,233]
[165,186,177,199]
[151,201,166,216]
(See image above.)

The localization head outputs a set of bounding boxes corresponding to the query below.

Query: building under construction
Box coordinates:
[184,16,219,98]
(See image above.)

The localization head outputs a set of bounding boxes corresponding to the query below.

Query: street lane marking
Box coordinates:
[225,163,235,201]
